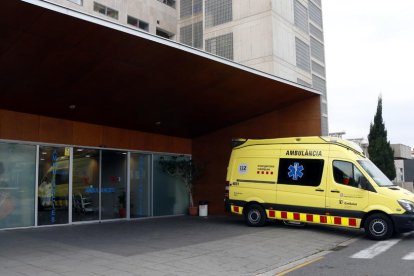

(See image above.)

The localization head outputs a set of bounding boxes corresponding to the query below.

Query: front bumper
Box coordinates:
[391,213,414,233]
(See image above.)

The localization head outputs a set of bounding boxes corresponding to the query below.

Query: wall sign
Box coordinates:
[238,163,248,174]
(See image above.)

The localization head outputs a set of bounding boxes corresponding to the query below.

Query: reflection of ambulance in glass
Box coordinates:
[38,156,70,209]
[38,153,98,210]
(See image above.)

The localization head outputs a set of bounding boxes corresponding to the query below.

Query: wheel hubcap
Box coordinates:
[371,219,386,236]
[249,210,260,223]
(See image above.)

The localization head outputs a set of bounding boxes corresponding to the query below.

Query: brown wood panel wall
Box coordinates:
[192,96,321,215]
[1,94,320,217]
[0,109,192,154]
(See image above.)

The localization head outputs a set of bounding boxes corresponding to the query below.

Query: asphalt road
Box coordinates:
[285,231,414,276]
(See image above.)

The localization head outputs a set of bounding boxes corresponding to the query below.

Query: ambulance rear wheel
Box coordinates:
[245,204,266,227]
[364,213,393,240]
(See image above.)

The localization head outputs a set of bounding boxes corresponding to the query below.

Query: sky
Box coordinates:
[323,0,414,148]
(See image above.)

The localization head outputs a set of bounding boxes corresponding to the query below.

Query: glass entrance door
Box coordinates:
[130,153,151,218]
[72,148,100,222]
[38,146,69,225]
[101,150,127,220]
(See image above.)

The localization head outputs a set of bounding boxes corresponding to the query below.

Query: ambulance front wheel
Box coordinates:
[245,204,266,227]
[364,213,394,240]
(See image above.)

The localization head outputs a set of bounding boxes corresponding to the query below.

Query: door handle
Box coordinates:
[330,189,340,193]
[315,188,324,192]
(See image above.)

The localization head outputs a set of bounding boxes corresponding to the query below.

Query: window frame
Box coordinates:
[93,2,119,20]
[277,158,325,187]
[332,160,367,189]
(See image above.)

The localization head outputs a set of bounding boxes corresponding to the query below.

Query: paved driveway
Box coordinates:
[0,216,361,276]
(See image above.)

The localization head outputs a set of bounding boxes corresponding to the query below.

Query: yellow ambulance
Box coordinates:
[225,136,414,240]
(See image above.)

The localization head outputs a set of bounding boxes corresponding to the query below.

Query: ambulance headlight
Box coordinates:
[398,200,414,212]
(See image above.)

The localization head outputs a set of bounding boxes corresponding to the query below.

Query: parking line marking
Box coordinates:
[351,239,401,259]
[275,257,324,276]
[402,252,414,260]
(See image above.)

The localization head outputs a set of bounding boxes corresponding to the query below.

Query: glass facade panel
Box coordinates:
[72,148,100,222]
[153,155,189,216]
[309,1,323,27]
[312,74,327,96]
[180,24,193,46]
[205,0,233,28]
[0,143,36,229]
[193,21,203,49]
[310,36,325,63]
[205,33,234,60]
[101,150,127,220]
[193,0,203,15]
[130,153,151,218]
[297,78,311,88]
[180,0,192,18]
[38,146,69,225]
[310,23,324,42]
[294,0,309,33]
[1,140,194,228]
[295,37,311,72]
[312,60,325,77]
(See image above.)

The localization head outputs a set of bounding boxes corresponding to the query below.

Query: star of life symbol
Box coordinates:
[288,162,304,180]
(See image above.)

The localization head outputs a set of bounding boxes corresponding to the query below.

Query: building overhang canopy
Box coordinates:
[0,0,321,138]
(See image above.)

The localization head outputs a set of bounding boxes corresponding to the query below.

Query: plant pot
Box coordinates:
[188,206,198,216]
[119,208,126,218]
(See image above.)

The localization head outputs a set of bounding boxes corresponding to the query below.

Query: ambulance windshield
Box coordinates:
[357,160,394,187]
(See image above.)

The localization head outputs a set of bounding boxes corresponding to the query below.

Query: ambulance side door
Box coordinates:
[276,155,327,211]
[326,159,369,227]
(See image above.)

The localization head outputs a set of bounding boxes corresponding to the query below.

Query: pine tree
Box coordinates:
[367,96,396,180]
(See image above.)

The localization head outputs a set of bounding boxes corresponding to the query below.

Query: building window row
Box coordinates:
[180,0,203,19]
[156,28,174,39]
[310,36,325,63]
[310,0,322,8]
[297,78,312,88]
[127,16,149,32]
[295,37,311,72]
[205,0,233,28]
[66,0,83,5]
[311,60,325,77]
[157,0,176,9]
[294,0,309,34]
[205,33,234,60]
[312,74,327,97]
[309,1,323,27]
[310,23,324,42]
[93,2,176,39]
[93,2,118,20]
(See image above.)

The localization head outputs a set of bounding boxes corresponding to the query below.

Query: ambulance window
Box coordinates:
[277,158,324,186]
[333,161,364,189]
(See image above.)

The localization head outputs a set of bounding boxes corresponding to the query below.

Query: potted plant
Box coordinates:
[159,156,203,216]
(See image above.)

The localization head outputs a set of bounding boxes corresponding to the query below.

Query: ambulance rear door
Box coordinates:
[230,157,277,204]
